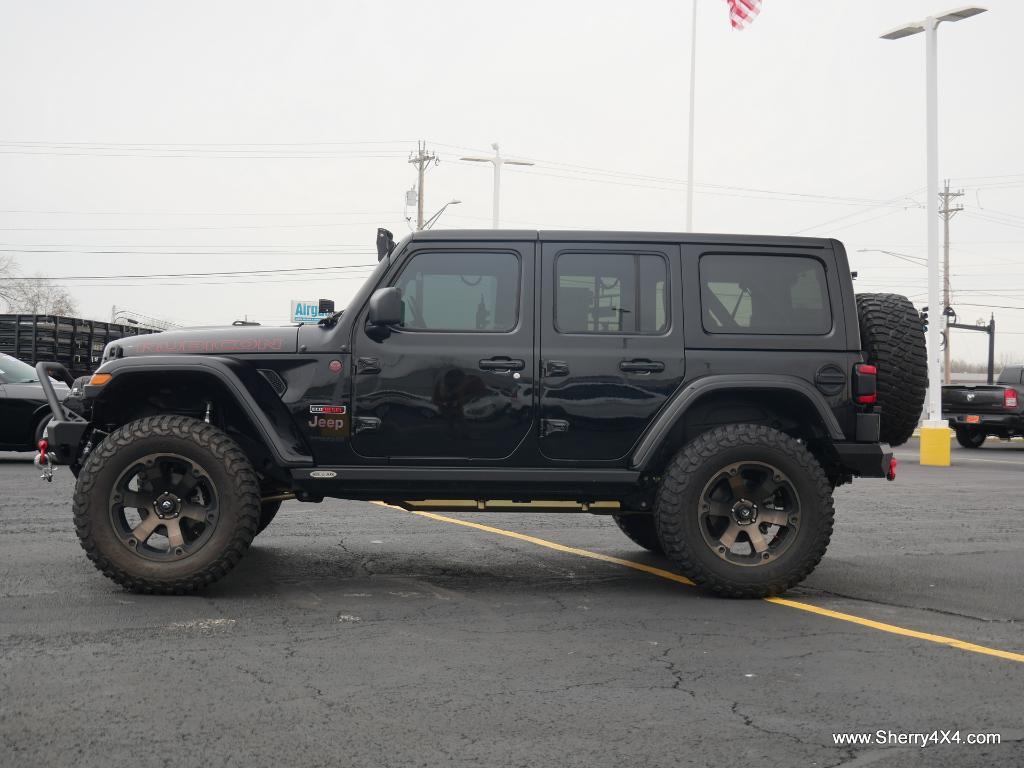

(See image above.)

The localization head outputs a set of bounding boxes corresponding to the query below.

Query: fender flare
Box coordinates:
[92,355,312,466]
[630,374,845,471]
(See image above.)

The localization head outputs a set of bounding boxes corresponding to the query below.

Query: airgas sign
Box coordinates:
[290,300,332,324]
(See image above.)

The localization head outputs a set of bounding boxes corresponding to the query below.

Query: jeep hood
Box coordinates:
[106,326,300,360]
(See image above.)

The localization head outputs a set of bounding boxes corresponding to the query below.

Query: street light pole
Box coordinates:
[422,199,462,230]
[881,5,987,466]
[460,143,534,228]
[925,15,941,427]
[685,0,697,232]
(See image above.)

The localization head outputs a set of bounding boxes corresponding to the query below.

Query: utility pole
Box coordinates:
[408,141,437,230]
[939,178,963,384]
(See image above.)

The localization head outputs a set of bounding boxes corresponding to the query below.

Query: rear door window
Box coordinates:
[700,254,831,335]
[555,252,668,334]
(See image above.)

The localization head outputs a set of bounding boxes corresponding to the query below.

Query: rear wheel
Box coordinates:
[955,428,987,449]
[855,293,927,447]
[73,415,260,594]
[654,424,834,598]
[612,514,663,554]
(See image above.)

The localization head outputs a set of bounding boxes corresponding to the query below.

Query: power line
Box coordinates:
[0,219,402,232]
[0,209,403,217]
[5,264,377,281]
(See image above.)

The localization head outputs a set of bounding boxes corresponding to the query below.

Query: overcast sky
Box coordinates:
[1,0,1021,363]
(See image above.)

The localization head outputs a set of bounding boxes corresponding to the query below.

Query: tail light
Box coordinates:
[854,363,877,405]
[1006,388,1019,409]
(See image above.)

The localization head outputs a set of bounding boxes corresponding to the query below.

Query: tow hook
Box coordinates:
[34,439,55,483]
[886,457,898,482]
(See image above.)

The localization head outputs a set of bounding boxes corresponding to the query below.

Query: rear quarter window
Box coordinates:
[700,253,832,335]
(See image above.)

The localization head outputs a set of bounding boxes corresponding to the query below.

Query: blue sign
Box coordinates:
[291,300,332,324]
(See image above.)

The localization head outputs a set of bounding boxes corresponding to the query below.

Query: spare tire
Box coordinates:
[855,293,927,447]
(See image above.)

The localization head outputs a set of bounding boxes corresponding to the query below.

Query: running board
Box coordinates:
[291,467,640,484]
[390,499,623,515]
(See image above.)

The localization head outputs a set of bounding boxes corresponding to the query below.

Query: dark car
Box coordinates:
[37,229,926,598]
[0,352,69,451]
[942,365,1024,447]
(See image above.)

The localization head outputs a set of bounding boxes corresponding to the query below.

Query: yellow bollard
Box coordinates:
[920,422,951,466]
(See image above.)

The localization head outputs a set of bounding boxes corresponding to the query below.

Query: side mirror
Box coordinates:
[367,287,403,329]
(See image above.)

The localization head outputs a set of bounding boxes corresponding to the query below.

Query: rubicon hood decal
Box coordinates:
[114,327,299,358]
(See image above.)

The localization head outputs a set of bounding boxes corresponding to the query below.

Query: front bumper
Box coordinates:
[833,441,894,479]
[34,362,88,467]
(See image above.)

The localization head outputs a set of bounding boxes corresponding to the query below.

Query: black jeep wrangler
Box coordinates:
[37,229,926,598]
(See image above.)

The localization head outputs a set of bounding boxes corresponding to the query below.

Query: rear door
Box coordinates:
[538,241,685,461]
[351,241,535,462]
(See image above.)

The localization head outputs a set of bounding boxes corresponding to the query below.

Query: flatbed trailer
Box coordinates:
[0,314,158,379]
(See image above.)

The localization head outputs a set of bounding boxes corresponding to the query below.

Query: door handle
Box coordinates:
[544,360,570,377]
[356,357,380,375]
[619,359,665,374]
[479,357,525,372]
[353,416,381,433]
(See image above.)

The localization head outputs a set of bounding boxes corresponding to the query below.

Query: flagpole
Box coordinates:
[685,0,697,232]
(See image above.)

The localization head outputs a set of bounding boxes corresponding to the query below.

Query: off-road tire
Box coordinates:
[612,514,664,554]
[855,293,927,447]
[256,500,282,535]
[73,415,260,594]
[955,427,987,449]
[654,424,834,599]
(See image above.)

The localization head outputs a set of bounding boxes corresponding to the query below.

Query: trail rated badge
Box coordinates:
[307,405,349,436]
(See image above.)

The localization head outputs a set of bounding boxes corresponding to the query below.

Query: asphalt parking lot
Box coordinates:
[1,439,1022,768]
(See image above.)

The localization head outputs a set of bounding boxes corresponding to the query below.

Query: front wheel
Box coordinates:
[654,424,834,599]
[955,428,987,449]
[256,499,283,535]
[73,415,261,594]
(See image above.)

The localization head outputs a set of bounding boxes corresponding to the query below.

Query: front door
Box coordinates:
[352,242,535,462]
[538,241,686,461]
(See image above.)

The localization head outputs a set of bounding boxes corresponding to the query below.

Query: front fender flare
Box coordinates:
[91,355,312,466]
[630,374,845,471]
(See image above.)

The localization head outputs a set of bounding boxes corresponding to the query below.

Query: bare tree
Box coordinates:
[0,258,78,315]
[0,256,17,312]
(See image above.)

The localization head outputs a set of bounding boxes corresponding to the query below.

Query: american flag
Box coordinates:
[726,0,762,30]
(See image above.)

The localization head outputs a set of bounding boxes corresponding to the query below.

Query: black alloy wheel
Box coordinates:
[109,453,220,561]
[697,461,800,567]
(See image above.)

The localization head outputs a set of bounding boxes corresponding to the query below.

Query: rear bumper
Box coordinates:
[833,441,893,479]
[947,413,1022,431]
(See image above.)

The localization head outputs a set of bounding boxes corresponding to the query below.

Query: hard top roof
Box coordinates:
[410,229,833,249]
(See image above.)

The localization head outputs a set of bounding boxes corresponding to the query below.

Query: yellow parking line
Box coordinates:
[764,598,1024,663]
[379,503,1024,665]
[395,506,693,586]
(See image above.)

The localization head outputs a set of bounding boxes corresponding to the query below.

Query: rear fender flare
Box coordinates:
[630,374,845,471]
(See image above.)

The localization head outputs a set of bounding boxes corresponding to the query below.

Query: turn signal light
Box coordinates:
[89,373,112,386]
[1005,388,1019,409]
